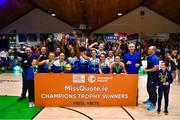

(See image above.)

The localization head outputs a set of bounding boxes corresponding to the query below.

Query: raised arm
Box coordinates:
[80,51,90,61]
[88,42,98,51]
[99,63,103,74]
[37,60,46,66]
[110,64,113,74]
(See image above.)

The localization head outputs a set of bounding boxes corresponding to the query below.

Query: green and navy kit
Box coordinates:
[79,56,89,73]
[96,49,106,58]
[37,53,48,72]
[112,63,123,74]
[40,60,51,73]
[89,58,99,73]
[67,56,79,73]
[51,60,67,73]
[100,61,110,74]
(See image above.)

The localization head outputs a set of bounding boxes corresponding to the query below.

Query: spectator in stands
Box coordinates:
[46,38,54,52]
[67,30,77,46]
[0,49,8,71]
[55,47,61,57]
[165,51,177,81]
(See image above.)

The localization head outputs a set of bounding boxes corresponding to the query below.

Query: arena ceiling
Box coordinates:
[0,0,180,32]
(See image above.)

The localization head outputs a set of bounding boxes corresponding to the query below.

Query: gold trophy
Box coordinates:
[65,64,72,73]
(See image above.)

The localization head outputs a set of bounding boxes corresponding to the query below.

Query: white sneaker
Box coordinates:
[32,102,35,107]
[29,102,33,108]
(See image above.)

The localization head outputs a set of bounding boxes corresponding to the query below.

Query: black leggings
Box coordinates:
[158,88,169,111]
[21,72,27,97]
[26,80,34,102]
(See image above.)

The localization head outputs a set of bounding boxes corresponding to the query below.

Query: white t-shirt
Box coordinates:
[0,51,8,58]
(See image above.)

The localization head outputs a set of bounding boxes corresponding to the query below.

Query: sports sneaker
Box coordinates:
[147,104,155,111]
[143,100,151,105]
[29,102,34,108]
[32,102,35,107]
[164,111,168,115]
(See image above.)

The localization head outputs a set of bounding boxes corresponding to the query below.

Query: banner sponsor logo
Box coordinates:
[88,75,96,83]
[96,76,113,82]
[73,74,85,83]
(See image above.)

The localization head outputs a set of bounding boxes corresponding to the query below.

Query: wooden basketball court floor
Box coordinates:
[0,73,180,120]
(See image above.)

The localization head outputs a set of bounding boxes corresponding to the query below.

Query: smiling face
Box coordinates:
[99,43,104,51]
[31,59,37,66]
[70,48,76,57]
[56,48,61,54]
[91,50,97,58]
[41,47,47,54]
[108,50,113,58]
[59,53,65,61]
[48,52,55,61]
[68,45,73,51]
[160,62,167,71]
[115,56,120,64]
[25,48,32,56]
[100,54,105,62]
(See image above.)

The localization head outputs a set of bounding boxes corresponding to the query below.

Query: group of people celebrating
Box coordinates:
[9,40,141,108]
[8,33,179,116]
